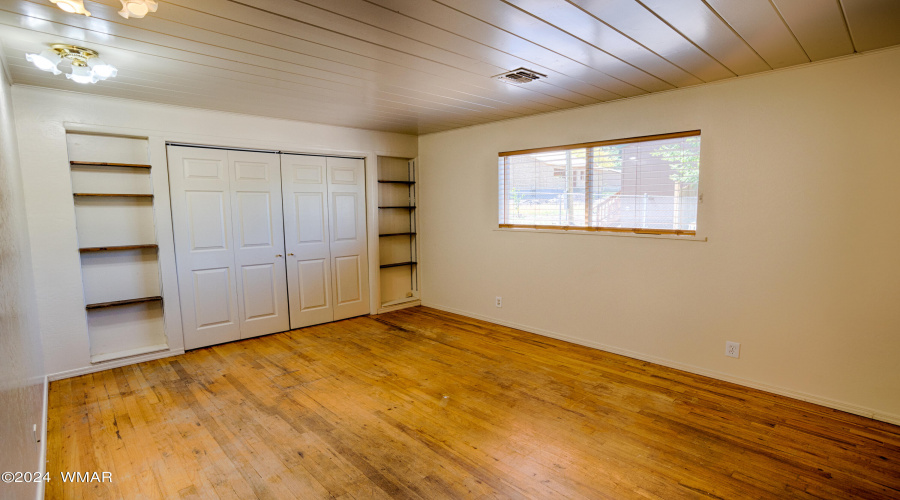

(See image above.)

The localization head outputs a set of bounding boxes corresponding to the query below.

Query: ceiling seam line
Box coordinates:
[697,0,773,70]
[562,0,709,84]
[228,0,581,109]
[1,12,538,116]
[163,3,560,110]
[429,0,652,94]
[496,0,678,90]
[1,20,515,120]
[836,0,858,53]
[136,1,544,109]
[632,0,737,78]
[766,0,811,62]
[358,0,626,100]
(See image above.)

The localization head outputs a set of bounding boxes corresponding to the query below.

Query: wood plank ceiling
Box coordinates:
[0,0,898,135]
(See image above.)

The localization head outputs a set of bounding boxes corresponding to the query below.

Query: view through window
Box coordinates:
[498,131,700,235]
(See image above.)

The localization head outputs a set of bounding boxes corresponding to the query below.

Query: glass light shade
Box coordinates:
[50,0,91,16]
[118,0,158,19]
[87,58,118,79]
[25,50,62,75]
[66,65,98,84]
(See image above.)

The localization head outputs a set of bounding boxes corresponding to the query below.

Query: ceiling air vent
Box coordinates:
[496,67,547,85]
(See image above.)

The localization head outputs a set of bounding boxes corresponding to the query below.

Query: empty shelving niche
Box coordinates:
[377,156,419,311]
[68,132,169,363]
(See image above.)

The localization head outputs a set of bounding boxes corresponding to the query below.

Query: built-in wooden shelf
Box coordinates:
[378,180,415,184]
[85,296,163,310]
[380,261,417,269]
[79,244,159,253]
[379,232,416,237]
[74,193,154,198]
[90,344,169,364]
[378,206,415,209]
[71,161,152,169]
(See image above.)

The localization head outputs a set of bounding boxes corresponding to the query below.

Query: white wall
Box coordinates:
[418,47,900,423]
[13,86,417,378]
[0,67,46,499]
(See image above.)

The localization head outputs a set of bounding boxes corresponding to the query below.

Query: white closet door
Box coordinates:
[281,155,334,329]
[326,157,370,320]
[228,150,290,338]
[166,146,241,349]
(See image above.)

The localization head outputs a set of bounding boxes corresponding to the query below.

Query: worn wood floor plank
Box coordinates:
[47,307,900,499]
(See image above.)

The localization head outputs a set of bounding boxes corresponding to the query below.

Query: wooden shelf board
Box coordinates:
[378,206,415,209]
[86,296,163,310]
[380,296,420,309]
[74,193,154,198]
[90,344,169,364]
[80,244,158,253]
[71,161,152,169]
[378,180,415,184]
[379,232,416,237]
[380,261,417,269]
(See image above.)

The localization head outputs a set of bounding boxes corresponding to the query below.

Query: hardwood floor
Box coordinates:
[47,307,900,499]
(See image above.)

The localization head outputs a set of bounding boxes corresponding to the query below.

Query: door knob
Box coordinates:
[276,254,283,258]
[288,253,294,256]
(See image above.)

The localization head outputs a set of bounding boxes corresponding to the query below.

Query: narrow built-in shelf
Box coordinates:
[74,193,154,198]
[380,261,417,269]
[71,161,152,169]
[379,232,416,237]
[85,296,163,310]
[90,344,169,364]
[378,206,415,209]
[378,180,415,184]
[80,244,159,253]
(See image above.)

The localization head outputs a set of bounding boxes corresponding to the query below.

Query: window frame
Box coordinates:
[498,130,701,237]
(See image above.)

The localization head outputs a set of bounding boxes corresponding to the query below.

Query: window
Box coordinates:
[498,131,700,236]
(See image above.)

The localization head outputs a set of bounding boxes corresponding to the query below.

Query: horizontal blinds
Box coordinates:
[499,132,700,234]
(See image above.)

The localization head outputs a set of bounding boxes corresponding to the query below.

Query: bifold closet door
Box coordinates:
[282,155,334,328]
[168,146,289,349]
[228,150,290,339]
[282,155,369,328]
[326,157,370,321]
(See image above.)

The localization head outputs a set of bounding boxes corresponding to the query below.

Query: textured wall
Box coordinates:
[419,47,900,423]
[0,70,46,498]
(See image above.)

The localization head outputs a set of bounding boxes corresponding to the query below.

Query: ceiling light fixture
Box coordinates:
[49,0,91,16]
[118,0,158,19]
[25,44,118,84]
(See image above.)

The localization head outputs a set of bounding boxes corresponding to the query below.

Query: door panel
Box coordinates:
[192,268,234,328]
[241,264,279,320]
[167,146,241,349]
[334,255,362,304]
[332,192,359,241]
[236,192,274,247]
[298,259,329,311]
[326,157,370,320]
[186,191,228,250]
[282,155,334,328]
[228,150,290,339]
[295,193,327,244]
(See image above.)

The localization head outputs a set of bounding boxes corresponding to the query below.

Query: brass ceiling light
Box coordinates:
[25,44,118,84]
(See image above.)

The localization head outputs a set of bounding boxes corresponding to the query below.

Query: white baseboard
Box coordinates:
[422,302,900,426]
[35,376,48,500]
[48,348,184,381]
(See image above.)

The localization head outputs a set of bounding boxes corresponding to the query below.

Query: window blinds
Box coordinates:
[499,131,700,235]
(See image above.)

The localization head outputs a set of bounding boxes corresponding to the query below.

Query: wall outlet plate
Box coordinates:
[495,296,502,308]
[726,341,741,358]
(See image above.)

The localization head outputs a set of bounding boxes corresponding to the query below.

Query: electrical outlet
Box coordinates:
[495,296,502,308]
[726,341,741,358]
